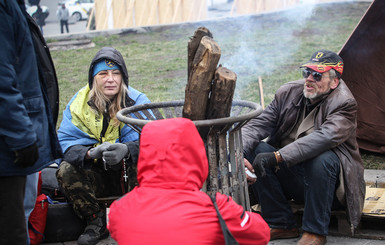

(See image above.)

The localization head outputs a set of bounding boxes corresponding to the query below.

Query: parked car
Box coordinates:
[25,3,49,20]
[60,0,94,21]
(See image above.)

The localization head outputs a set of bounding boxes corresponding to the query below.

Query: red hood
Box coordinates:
[137,118,208,190]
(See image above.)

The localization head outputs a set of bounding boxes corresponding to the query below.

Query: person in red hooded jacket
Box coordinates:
[108,117,270,245]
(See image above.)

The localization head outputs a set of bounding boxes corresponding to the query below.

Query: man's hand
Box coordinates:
[103,143,129,166]
[14,143,39,168]
[89,142,111,159]
[252,152,279,178]
[244,158,257,185]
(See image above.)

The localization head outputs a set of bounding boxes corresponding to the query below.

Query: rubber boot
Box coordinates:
[77,210,109,245]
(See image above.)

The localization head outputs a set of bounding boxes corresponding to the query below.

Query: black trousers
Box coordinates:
[60,20,69,33]
[0,176,27,245]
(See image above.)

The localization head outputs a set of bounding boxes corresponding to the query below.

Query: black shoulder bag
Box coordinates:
[210,194,240,245]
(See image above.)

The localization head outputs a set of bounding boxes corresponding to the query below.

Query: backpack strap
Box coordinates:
[209,194,239,245]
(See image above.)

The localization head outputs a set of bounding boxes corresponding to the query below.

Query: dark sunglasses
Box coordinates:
[302,69,324,81]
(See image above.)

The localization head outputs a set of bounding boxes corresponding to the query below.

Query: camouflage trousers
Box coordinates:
[56,160,137,219]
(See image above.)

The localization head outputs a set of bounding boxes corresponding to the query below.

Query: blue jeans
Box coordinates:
[24,172,39,245]
[245,142,342,236]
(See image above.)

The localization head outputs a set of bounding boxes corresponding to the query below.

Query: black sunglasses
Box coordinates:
[302,69,324,81]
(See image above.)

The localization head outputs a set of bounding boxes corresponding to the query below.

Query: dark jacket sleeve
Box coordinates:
[124,141,139,165]
[63,145,93,168]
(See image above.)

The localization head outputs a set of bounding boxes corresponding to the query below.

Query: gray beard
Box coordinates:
[303,87,331,101]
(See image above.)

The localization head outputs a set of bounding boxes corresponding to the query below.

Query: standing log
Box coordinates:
[183,36,221,121]
[206,66,237,120]
[187,27,213,79]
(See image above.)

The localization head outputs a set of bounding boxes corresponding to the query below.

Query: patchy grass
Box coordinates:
[49,1,385,169]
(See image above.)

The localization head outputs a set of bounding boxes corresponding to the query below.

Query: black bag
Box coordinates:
[43,202,86,242]
[41,165,86,242]
[210,194,240,245]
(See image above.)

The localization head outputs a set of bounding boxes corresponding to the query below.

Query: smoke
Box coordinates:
[206,3,318,99]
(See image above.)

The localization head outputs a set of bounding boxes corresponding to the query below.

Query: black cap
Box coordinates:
[301,49,344,76]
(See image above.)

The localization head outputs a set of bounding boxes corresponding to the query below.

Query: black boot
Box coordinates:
[77,210,109,245]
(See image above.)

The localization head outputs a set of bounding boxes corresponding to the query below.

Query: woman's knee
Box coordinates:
[56,161,82,186]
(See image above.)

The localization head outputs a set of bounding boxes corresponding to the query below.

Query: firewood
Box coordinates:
[187,27,213,79]
[183,36,221,121]
[206,66,237,120]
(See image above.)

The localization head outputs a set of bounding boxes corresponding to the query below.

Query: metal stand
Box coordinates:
[117,100,262,210]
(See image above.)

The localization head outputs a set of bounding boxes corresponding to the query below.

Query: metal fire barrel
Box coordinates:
[117,100,262,210]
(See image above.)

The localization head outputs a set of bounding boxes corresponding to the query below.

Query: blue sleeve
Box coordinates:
[58,102,98,153]
[0,2,37,150]
[128,86,151,105]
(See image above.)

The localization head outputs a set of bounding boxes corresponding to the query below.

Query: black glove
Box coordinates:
[102,143,129,166]
[14,143,39,168]
[252,152,279,178]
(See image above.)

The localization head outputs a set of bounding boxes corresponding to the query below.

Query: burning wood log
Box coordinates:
[183,35,221,121]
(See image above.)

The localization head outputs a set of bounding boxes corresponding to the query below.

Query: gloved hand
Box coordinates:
[14,143,39,168]
[252,152,280,178]
[102,143,129,166]
[89,142,111,159]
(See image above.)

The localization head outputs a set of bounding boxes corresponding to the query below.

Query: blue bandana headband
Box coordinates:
[92,59,120,77]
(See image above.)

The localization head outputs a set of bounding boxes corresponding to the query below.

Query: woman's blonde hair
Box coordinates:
[88,76,127,126]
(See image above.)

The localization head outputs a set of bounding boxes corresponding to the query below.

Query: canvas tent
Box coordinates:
[339,0,385,154]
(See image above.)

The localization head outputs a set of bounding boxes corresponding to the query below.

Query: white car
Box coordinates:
[61,0,94,21]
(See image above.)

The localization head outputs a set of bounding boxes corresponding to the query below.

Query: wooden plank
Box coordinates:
[95,0,108,30]
[158,0,173,24]
[94,0,207,29]
[136,0,149,27]
[228,132,239,202]
[207,133,219,195]
[237,130,250,210]
[258,76,265,109]
[86,5,95,31]
[197,0,207,20]
[146,0,159,25]
[151,108,164,120]
[115,0,134,28]
[218,133,230,195]
[123,0,135,27]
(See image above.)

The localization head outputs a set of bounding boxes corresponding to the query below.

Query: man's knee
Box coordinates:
[304,151,340,178]
[245,142,277,162]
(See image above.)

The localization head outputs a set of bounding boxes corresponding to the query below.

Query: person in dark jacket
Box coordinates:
[242,50,365,245]
[56,47,151,245]
[108,117,271,245]
[0,1,62,244]
[33,4,46,34]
